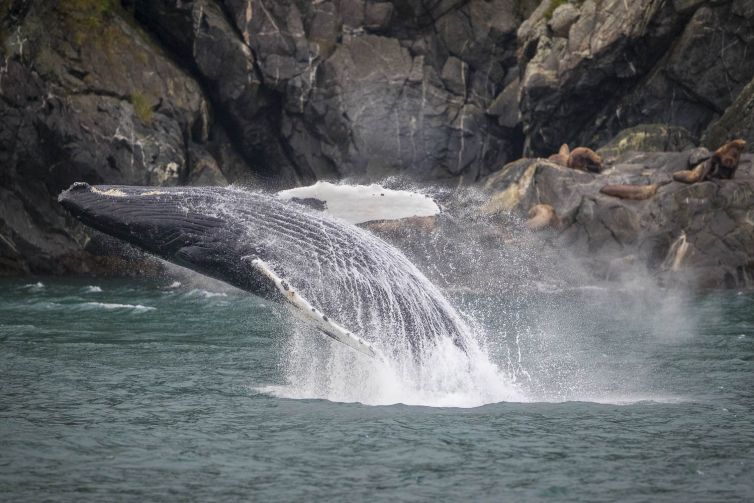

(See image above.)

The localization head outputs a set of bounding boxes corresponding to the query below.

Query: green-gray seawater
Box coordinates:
[1,278,752,501]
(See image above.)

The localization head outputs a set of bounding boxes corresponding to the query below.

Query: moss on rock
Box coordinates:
[130,91,154,123]
[598,124,697,160]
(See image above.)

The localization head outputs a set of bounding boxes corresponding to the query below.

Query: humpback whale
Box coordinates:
[59,183,470,360]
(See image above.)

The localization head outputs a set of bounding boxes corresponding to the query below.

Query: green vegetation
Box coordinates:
[0,0,12,19]
[57,0,115,45]
[0,0,14,46]
[130,91,154,124]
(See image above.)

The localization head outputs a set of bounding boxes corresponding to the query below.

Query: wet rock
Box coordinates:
[486,77,520,128]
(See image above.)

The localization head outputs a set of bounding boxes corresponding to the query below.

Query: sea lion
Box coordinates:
[708,139,746,180]
[568,147,603,173]
[673,139,746,184]
[672,163,708,184]
[526,204,560,231]
[547,144,570,167]
[600,184,658,200]
[547,144,603,173]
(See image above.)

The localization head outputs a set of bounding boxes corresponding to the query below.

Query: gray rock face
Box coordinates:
[219,0,524,182]
[135,0,526,183]
[0,0,527,274]
[481,151,754,289]
[518,0,754,156]
[0,2,224,274]
[131,0,305,187]
[703,76,754,149]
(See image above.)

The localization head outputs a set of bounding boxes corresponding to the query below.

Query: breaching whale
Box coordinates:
[58,183,469,360]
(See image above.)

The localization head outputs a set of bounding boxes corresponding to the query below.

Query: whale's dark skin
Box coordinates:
[58,183,468,357]
[59,183,278,298]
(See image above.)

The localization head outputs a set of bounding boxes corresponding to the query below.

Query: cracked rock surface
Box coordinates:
[0,2,229,274]
[518,0,754,156]
[1,0,754,282]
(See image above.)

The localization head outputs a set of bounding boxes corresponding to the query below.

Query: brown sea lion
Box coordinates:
[526,204,560,231]
[568,147,603,173]
[672,162,708,184]
[708,139,746,180]
[600,184,658,200]
[547,144,570,167]
[673,139,747,184]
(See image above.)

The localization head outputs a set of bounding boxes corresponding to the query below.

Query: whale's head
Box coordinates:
[59,182,227,257]
[58,182,270,292]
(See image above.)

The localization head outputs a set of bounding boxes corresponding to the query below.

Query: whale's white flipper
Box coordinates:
[276,182,440,225]
[249,258,384,361]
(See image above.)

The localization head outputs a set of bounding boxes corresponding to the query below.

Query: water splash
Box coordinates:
[264,326,525,407]
[185,187,524,406]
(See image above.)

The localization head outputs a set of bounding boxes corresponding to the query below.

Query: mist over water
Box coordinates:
[193,183,710,408]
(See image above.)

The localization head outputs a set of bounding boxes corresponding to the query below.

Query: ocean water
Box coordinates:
[1,277,752,501]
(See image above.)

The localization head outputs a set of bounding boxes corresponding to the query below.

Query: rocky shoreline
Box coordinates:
[479,142,754,290]
[1,1,753,289]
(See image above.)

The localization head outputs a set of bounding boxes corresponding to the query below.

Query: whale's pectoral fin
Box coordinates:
[276,182,440,225]
[246,257,384,361]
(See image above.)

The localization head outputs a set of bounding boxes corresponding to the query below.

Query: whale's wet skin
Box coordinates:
[2,279,753,501]
[58,183,523,404]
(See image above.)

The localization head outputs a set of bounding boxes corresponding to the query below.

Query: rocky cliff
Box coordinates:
[1,0,753,282]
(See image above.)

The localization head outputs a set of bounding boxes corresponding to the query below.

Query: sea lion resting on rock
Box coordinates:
[600,184,658,200]
[526,204,560,231]
[548,144,571,166]
[673,139,746,184]
[548,144,603,173]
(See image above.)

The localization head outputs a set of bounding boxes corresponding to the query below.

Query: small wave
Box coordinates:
[23,282,45,289]
[83,285,103,293]
[82,302,156,312]
[187,289,228,299]
[566,394,687,406]
[166,281,182,289]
